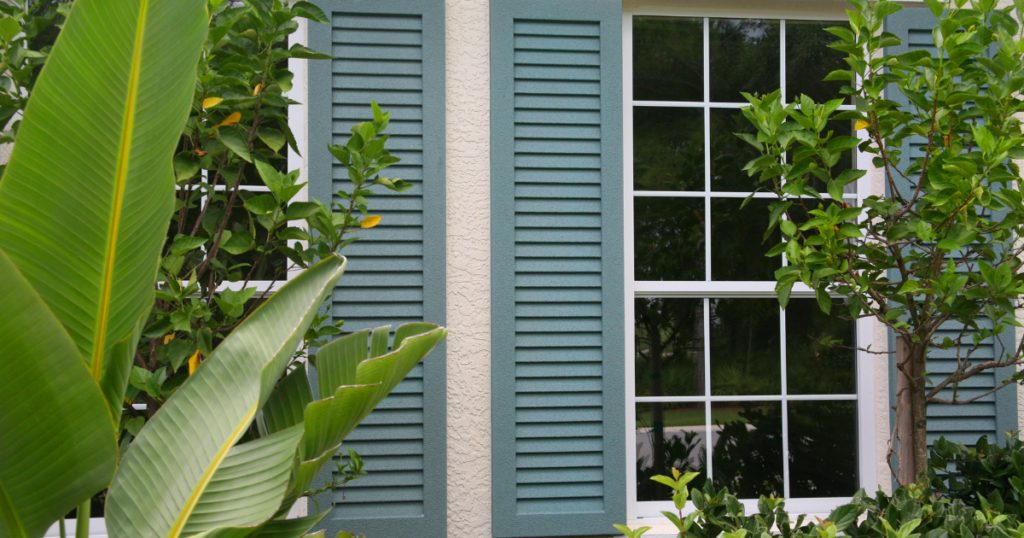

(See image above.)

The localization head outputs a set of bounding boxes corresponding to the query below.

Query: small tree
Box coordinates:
[739,0,1024,483]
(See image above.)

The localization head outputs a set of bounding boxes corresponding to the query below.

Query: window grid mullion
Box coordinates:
[703,297,713,482]
[703,18,712,282]
[779,21,792,499]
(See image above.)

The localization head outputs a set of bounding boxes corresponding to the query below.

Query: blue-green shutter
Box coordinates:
[885,8,1018,447]
[307,1,446,536]
[491,1,625,536]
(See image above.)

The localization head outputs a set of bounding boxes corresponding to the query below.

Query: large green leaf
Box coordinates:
[260,367,313,436]
[186,511,328,538]
[0,0,208,416]
[105,255,347,538]
[277,324,448,516]
[182,425,305,535]
[0,249,117,538]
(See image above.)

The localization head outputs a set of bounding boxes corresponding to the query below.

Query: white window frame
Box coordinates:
[622,5,877,521]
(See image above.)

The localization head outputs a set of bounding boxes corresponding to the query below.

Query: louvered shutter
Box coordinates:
[490,1,625,536]
[885,8,1018,447]
[307,1,446,536]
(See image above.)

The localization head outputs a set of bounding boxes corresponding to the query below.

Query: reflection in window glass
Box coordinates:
[634,198,705,281]
[636,402,707,501]
[710,298,781,395]
[635,298,705,397]
[786,20,849,104]
[786,298,856,395]
[634,107,704,191]
[711,402,784,497]
[630,14,862,503]
[788,401,858,497]
[710,108,761,192]
[709,19,780,102]
[633,17,704,102]
[711,198,780,281]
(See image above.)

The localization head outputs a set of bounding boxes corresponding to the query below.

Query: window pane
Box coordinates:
[634,107,704,192]
[711,402,784,497]
[634,197,705,281]
[637,402,708,501]
[709,19,780,102]
[710,108,761,192]
[635,298,706,397]
[633,17,704,102]
[786,298,856,395]
[786,20,849,104]
[788,401,858,497]
[710,198,780,281]
[710,298,781,395]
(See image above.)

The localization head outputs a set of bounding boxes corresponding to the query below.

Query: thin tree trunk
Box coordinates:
[910,343,930,480]
[895,337,928,484]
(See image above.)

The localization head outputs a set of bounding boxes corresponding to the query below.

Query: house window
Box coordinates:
[624,9,876,517]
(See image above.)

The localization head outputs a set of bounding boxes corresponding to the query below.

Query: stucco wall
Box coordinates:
[445,0,492,537]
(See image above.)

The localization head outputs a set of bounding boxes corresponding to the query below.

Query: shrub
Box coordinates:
[618,468,1024,538]
[929,435,1024,519]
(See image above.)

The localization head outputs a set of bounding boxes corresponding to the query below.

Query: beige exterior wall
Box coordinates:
[445,0,493,537]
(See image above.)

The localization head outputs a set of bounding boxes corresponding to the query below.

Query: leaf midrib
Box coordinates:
[166,404,257,538]
[92,0,149,381]
[0,475,26,538]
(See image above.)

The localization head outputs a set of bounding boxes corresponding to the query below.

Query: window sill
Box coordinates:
[45,518,106,537]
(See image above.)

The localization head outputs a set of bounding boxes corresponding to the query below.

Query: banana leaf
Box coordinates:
[105,256,346,538]
[0,0,209,418]
[0,249,117,538]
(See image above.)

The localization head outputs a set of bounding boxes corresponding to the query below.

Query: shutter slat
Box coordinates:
[309,1,446,537]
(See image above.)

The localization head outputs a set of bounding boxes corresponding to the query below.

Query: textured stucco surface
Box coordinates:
[870,155,893,494]
[445,0,492,537]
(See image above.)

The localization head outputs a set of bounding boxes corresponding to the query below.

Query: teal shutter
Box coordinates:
[307,1,446,536]
[885,8,1018,447]
[490,1,625,536]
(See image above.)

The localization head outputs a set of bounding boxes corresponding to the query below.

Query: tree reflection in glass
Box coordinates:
[635,298,705,397]
[636,402,707,501]
[709,19,780,102]
[634,198,704,281]
[633,16,704,102]
[711,403,784,497]
[710,298,780,395]
[634,107,704,192]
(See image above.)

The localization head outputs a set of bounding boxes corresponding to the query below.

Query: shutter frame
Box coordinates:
[491,1,626,536]
[307,1,446,536]
[884,7,1018,454]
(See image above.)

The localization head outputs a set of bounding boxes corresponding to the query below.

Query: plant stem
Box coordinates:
[59,519,66,538]
[74,500,89,538]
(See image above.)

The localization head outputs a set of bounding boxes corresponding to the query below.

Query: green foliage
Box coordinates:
[929,434,1024,518]
[0,0,208,535]
[619,470,1024,538]
[739,0,1024,476]
[0,1,445,538]
[0,0,65,156]
[126,0,412,452]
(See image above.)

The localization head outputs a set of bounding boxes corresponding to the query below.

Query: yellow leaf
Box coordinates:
[854,120,871,130]
[253,83,262,96]
[124,398,132,405]
[163,333,175,345]
[188,350,202,374]
[361,215,382,229]
[214,111,241,128]
[202,96,223,109]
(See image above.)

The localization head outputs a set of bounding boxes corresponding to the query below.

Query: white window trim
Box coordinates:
[622,6,877,521]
